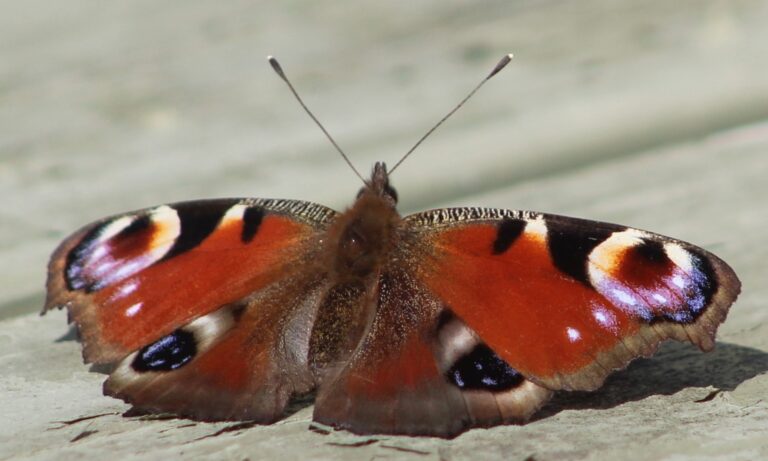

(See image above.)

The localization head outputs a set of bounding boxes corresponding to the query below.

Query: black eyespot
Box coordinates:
[635,238,669,264]
[116,214,152,240]
[447,344,524,391]
[132,330,197,372]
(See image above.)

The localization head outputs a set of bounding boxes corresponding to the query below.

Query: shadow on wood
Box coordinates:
[539,340,768,417]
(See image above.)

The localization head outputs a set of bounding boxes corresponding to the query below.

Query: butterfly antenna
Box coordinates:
[388,53,514,175]
[268,56,366,183]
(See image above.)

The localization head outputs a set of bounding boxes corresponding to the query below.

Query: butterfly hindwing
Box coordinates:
[312,268,464,436]
[105,274,328,421]
[404,208,740,391]
[312,268,553,437]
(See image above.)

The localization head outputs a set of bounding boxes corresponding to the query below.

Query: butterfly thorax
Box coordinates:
[330,162,400,281]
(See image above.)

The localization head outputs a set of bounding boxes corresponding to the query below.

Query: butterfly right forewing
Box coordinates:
[405,208,740,391]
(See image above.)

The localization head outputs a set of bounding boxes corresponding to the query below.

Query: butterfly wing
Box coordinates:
[313,207,739,437]
[406,208,740,391]
[46,198,337,420]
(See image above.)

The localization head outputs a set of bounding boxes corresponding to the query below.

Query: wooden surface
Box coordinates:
[2,1,767,460]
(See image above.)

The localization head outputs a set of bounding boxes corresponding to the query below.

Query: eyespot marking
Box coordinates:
[131,330,197,372]
[446,344,524,392]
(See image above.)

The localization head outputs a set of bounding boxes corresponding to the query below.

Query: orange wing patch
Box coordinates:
[92,214,308,356]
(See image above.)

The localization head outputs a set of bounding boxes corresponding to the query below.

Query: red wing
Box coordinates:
[45,198,337,363]
[404,208,740,390]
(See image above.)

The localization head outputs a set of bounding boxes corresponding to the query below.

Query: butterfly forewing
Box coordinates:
[403,208,740,391]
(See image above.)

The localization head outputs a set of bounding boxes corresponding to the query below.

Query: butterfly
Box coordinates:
[44,56,741,437]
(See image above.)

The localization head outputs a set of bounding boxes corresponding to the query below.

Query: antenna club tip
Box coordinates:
[268,56,286,80]
[487,53,514,79]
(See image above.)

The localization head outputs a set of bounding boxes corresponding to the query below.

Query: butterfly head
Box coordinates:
[358,162,398,207]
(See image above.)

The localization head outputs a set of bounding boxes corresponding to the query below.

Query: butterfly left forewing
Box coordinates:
[45,198,337,363]
[404,208,740,391]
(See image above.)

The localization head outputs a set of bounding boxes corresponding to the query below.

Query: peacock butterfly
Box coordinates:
[44,55,740,437]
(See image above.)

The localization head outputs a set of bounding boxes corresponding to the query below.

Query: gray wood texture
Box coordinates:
[2,1,767,459]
